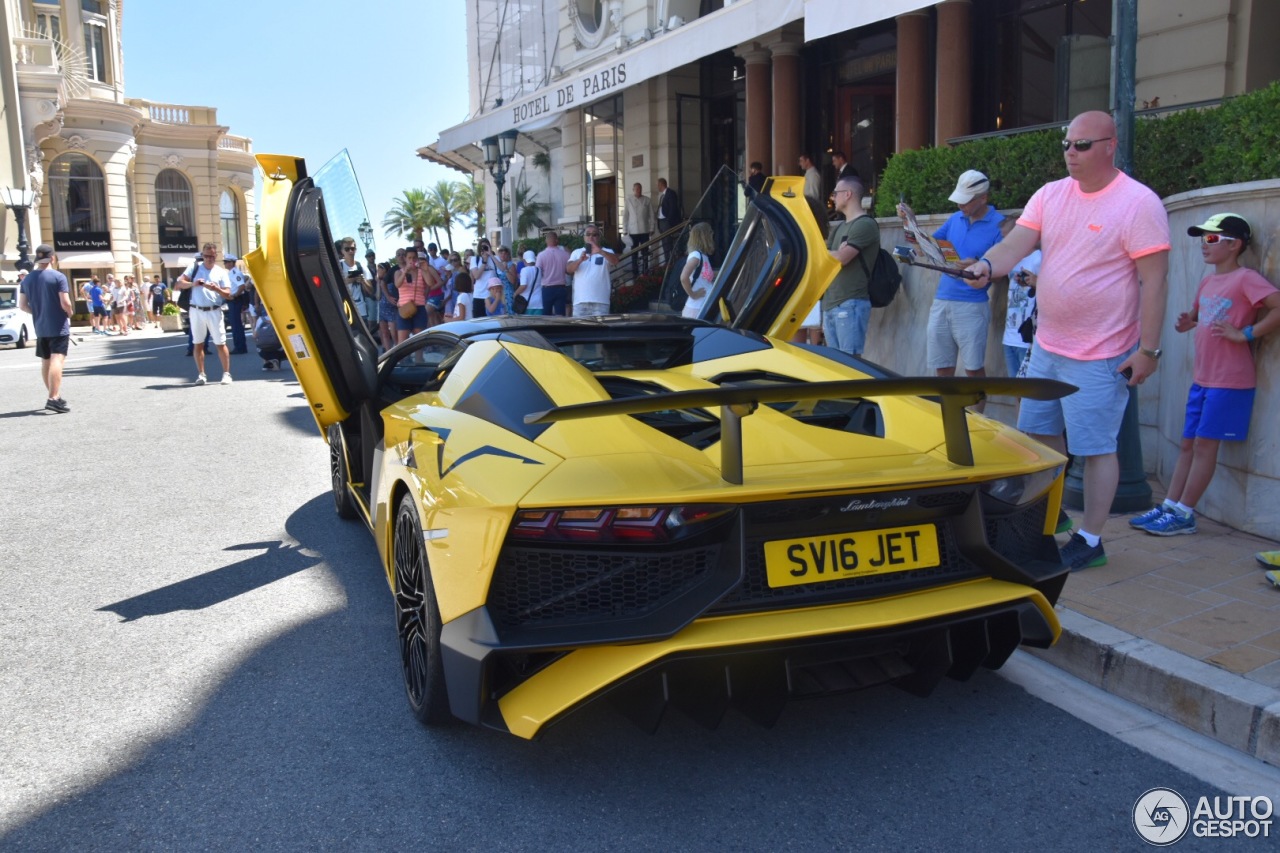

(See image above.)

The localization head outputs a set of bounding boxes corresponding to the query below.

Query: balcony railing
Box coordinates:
[128,99,219,126]
[12,37,59,69]
[218,135,253,153]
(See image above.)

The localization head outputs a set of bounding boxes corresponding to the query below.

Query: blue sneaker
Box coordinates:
[1060,532,1106,570]
[1129,505,1168,529]
[1143,511,1196,536]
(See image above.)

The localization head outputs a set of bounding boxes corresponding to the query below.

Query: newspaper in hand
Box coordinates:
[896,202,963,266]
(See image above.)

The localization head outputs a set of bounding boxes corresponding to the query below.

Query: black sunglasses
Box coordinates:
[1061,136,1112,152]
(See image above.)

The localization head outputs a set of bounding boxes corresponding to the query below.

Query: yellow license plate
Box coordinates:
[763,524,940,588]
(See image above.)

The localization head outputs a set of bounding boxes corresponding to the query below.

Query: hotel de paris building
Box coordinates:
[1,0,256,287]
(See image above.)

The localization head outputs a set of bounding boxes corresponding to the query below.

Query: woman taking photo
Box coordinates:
[394,248,429,344]
[375,262,397,351]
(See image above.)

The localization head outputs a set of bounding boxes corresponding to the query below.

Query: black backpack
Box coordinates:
[852,216,902,308]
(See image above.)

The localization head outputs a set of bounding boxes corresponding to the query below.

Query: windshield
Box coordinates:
[0,286,18,310]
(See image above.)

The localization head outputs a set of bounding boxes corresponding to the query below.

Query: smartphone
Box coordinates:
[1119,366,1133,380]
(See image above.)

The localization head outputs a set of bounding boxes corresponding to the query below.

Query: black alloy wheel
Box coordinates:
[393,492,452,725]
[327,423,358,519]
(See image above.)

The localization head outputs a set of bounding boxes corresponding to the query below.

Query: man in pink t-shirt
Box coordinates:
[965,111,1171,571]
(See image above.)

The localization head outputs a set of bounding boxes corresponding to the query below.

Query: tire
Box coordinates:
[16,327,27,349]
[328,424,358,519]
[393,493,453,725]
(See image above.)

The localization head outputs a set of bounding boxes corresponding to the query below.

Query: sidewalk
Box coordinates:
[1033,484,1280,767]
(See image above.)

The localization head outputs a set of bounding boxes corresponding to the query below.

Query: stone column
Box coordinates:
[768,38,802,175]
[737,44,772,176]
[895,11,930,153]
[935,0,972,146]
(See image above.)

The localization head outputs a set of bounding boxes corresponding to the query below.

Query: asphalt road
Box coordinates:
[0,330,1267,851]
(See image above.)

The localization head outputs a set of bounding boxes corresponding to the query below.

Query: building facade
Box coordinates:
[1,0,256,286]
[425,0,1280,245]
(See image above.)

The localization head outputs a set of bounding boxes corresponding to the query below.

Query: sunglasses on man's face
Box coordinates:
[1061,136,1111,152]
[343,246,356,252]
[1201,233,1238,245]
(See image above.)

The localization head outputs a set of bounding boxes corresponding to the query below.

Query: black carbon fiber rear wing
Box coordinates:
[525,377,1075,484]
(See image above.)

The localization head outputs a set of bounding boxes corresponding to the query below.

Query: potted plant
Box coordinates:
[158,302,183,332]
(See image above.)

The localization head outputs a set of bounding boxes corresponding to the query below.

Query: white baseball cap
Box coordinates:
[948,170,990,204]
[523,250,536,264]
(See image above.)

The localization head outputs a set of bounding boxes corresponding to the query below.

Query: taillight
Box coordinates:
[509,504,732,542]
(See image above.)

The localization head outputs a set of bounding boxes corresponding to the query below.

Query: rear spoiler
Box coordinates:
[526,377,1075,484]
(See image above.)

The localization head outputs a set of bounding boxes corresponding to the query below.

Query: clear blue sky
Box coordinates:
[120,0,472,257]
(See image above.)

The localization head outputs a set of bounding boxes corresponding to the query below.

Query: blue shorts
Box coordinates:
[1017,342,1134,457]
[1182,384,1254,441]
[822,297,872,356]
[395,304,428,332]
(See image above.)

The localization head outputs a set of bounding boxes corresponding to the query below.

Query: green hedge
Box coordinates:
[875,81,1280,217]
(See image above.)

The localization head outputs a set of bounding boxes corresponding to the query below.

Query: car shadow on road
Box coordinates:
[0,497,1219,850]
[97,541,322,621]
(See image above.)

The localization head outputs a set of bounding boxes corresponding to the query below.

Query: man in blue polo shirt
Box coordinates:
[926,170,1005,407]
[18,244,73,413]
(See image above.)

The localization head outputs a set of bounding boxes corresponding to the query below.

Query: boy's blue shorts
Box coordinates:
[1182,383,1254,441]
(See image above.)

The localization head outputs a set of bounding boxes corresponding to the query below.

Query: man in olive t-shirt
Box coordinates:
[821,176,879,355]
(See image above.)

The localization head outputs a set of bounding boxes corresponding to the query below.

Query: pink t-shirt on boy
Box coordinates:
[1018,171,1170,360]
[1192,266,1277,389]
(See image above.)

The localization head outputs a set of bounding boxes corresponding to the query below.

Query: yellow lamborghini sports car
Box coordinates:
[247,154,1074,740]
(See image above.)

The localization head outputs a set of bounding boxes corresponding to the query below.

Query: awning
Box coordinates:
[130,251,153,269]
[804,0,935,43]
[416,142,485,174]
[54,250,115,266]
[435,0,805,153]
[160,252,197,267]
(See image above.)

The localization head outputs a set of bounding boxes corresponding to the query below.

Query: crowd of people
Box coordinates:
[12,111,1278,575]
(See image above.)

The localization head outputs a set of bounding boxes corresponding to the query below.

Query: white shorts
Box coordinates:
[189,306,228,346]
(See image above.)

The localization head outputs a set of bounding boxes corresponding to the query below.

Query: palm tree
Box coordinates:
[425,180,468,252]
[382,189,432,243]
[455,176,484,241]
[511,176,551,239]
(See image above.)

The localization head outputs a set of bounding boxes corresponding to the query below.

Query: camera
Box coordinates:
[1014,270,1028,284]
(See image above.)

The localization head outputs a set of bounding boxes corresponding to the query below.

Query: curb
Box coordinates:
[1030,608,1280,767]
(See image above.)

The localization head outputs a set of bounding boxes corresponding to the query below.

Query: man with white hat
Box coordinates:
[517,249,544,314]
[924,169,1005,399]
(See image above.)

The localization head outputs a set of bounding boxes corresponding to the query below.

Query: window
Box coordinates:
[83,19,107,82]
[35,12,62,43]
[156,169,195,237]
[220,190,241,258]
[975,0,1111,131]
[48,153,108,233]
[80,0,103,13]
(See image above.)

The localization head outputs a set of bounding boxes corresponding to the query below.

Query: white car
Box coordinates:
[0,284,35,348]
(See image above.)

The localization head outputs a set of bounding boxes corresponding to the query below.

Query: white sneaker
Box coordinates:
[221,373,233,385]
[195,373,207,385]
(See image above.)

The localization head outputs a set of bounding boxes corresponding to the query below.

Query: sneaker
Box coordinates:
[262,359,278,371]
[1129,505,1168,529]
[1256,551,1280,569]
[195,373,207,385]
[221,373,233,385]
[1059,532,1106,571]
[1267,570,1280,589]
[1054,509,1073,534]
[44,397,69,414]
[1143,511,1196,536]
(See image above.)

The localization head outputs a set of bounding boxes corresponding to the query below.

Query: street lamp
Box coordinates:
[357,219,374,254]
[1,186,37,272]
[482,129,519,242]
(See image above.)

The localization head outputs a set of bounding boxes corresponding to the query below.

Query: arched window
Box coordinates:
[220,190,241,258]
[156,169,195,237]
[48,153,108,233]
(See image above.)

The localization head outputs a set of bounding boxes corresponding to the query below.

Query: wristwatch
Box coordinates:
[1138,346,1162,360]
